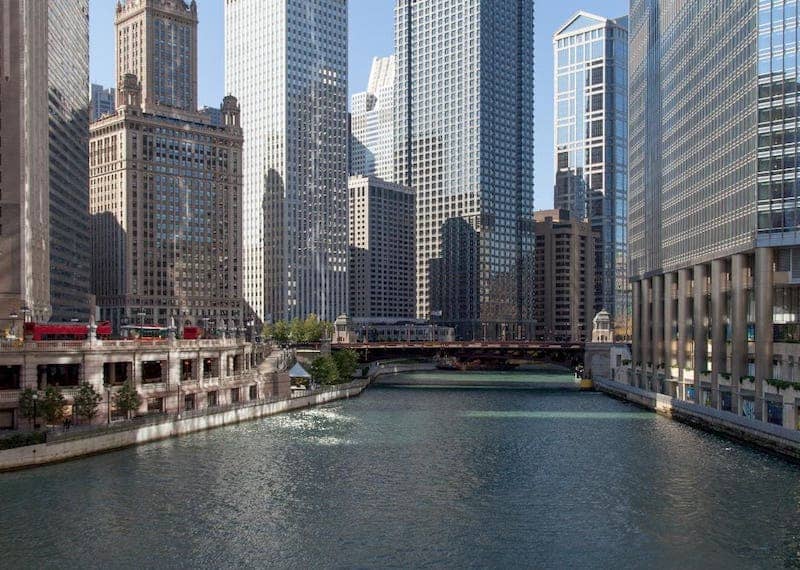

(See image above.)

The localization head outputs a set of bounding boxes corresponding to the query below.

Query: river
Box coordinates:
[1,370,799,569]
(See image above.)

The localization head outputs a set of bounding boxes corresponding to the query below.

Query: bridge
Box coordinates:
[331,341,585,370]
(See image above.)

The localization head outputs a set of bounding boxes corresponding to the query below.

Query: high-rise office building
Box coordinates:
[225,0,349,324]
[553,11,629,339]
[629,0,800,429]
[90,0,244,332]
[90,84,116,122]
[532,210,597,343]
[0,0,51,326]
[49,0,91,322]
[348,175,414,319]
[350,55,396,180]
[114,0,198,114]
[395,0,535,340]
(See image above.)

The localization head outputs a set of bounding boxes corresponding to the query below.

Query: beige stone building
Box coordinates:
[0,1,52,326]
[90,0,243,333]
[533,210,598,342]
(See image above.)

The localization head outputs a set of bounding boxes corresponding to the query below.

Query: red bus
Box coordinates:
[24,321,112,341]
[182,326,203,340]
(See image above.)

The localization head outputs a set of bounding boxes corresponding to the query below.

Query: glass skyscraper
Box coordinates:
[395,0,535,340]
[553,12,629,339]
[628,0,800,429]
[225,0,349,324]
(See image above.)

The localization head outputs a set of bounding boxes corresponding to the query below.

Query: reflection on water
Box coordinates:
[1,371,799,569]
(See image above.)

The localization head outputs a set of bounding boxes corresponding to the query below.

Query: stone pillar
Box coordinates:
[710,259,726,409]
[730,253,748,415]
[641,278,652,389]
[677,269,690,397]
[632,279,641,378]
[652,275,664,393]
[694,263,708,405]
[755,247,774,422]
[664,272,676,383]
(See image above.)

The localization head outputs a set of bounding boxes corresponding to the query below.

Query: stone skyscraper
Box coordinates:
[0,0,50,325]
[225,0,349,324]
[628,0,800,429]
[350,55,396,181]
[553,12,629,339]
[395,0,535,340]
[90,0,243,332]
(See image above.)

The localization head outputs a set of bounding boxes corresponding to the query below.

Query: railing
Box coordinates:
[0,338,257,353]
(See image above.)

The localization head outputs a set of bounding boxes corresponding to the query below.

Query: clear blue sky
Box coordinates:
[90,0,628,210]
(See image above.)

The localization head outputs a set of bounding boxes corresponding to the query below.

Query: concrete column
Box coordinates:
[693,264,708,405]
[641,278,652,389]
[755,247,774,422]
[664,272,676,382]
[652,275,664,393]
[632,279,641,372]
[710,259,726,409]
[677,269,690,396]
[730,254,748,415]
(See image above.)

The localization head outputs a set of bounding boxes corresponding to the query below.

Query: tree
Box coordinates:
[303,314,323,342]
[262,323,274,341]
[41,386,67,425]
[332,349,359,382]
[289,318,306,344]
[114,382,142,419]
[18,388,39,429]
[322,321,334,341]
[273,321,290,344]
[73,382,102,424]
[310,356,339,385]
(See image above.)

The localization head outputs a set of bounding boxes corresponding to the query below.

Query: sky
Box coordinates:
[90,0,628,210]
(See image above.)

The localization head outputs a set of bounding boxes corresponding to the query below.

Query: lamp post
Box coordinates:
[137,311,146,339]
[32,392,39,430]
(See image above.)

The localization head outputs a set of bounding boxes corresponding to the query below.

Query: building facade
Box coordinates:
[0,0,52,326]
[348,175,414,319]
[225,0,349,324]
[49,0,91,322]
[553,12,629,339]
[349,55,396,180]
[533,210,597,343]
[395,0,535,340]
[90,0,244,333]
[628,0,800,430]
[91,84,116,122]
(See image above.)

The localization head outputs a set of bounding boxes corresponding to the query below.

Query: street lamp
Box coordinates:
[32,392,39,430]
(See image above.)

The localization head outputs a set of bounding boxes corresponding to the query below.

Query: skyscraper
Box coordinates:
[0,0,50,325]
[348,175,414,319]
[553,11,629,339]
[350,55,396,180]
[225,0,349,324]
[48,0,91,322]
[90,0,244,332]
[628,0,800,428]
[90,84,116,122]
[395,0,535,340]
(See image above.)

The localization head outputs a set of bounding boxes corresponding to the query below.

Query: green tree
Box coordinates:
[261,322,274,341]
[41,386,67,425]
[303,314,324,342]
[73,382,102,424]
[322,321,334,341]
[273,321,290,344]
[18,388,39,429]
[114,382,142,419]
[289,318,306,344]
[310,356,339,385]
[332,349,359,382]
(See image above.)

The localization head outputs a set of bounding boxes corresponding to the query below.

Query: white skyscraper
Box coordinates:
[350,55,396,181]
[225,0,348,324]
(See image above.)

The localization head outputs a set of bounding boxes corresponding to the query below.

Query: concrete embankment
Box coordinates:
[594,377,800,461]
[0,380,368,472]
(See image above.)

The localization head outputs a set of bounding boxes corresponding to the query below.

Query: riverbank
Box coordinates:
[594,377,800,461]
[0,379,369,472]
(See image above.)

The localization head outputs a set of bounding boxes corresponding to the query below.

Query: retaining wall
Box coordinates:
[0,380,368,472]
[594,377,800,461]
